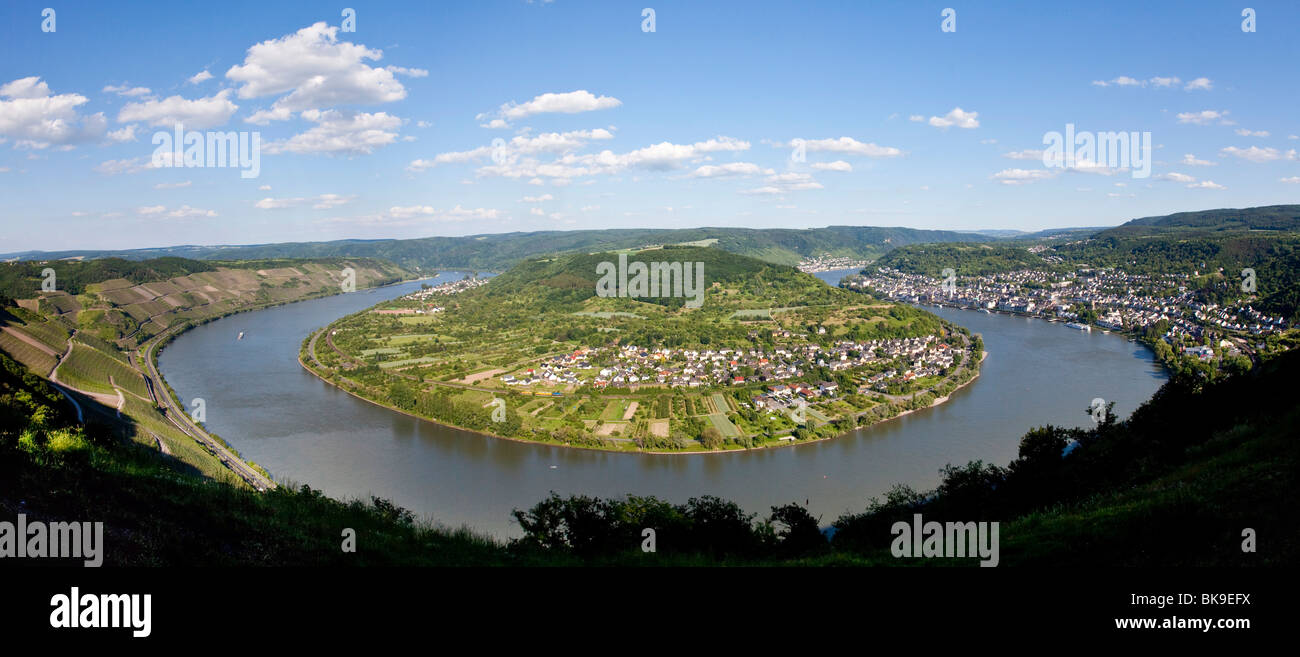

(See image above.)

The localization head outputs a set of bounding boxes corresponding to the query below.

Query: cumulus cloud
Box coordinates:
[925,107,979,129]
[118,90,238,129]
[1187,180,1225,189]
[789,136,903,157]
[992,168,1057,185]
[106,124,139,143]
[103,84,152,98]
[1002,149,1044,160]
[1177,110,1229,125]
[255,193,355,209]
[137,204,217,218]
[519,194,554,202]
[690,162,768,177]
[1235,128,1270,137]
[385,66,429,78]
[739,172,823,195]
[1220,146,1285,162]
[810,160,852,172]
[1181,153,1215,166]
[1156,172,1196,183]
[187,70,213,85]
[485,90,621,124]
[226,22,409,121]
[95,158,151,175]
[322,204,502,227]
[423,135,751,182]
[1184,77,1213,91]
[1279,177,1300,184]
[264,110,401,155]
[153,180,192,189]
[0,77,107,148]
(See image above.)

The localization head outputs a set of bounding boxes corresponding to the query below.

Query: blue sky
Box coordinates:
[1,0,1298,252]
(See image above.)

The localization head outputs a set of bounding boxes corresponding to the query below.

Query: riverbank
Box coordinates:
[299,320,988,456]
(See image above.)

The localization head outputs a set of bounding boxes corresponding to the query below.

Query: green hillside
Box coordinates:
[3,225,991,272]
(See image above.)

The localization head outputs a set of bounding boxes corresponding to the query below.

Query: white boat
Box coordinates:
[1064,322,1091,332]
[238,331,245,340]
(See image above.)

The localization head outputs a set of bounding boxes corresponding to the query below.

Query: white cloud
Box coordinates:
[519,194,554,202]
[1220,146,1283,162]
[255,193,355,209]
[691,162,768,177]
[1181,153,1215,166]
[1187,180,1225,189]
[1156,172,1196,183]
[927,107,979,129]
[94,158,150,175]
[1092,76,1209,90]
[153,180,192,189]
[1177,110,1228,125]
[992,168,1057,185]
[106,124,139,143]
[792,136,903,157]
[529,207,544,216]
[0,77,107,148]
[118,90,238,129]
[187,70,213,85]
[479,119,509,129]
[166,205,218,218]
[1002,149,1044,160]
[103,84,153,98]
[226,22,408,119]
[491,90,621,122]
[264,110,401,155]
[137,205,166,215]
[324,204,502,227]
[385,66,429,78]
[739,172,823,195]
[810,160,852,172]
[1279,177,1300,184]
[1234,128,1270,137]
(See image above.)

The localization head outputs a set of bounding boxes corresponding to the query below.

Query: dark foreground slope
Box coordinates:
[3,334,1297,565]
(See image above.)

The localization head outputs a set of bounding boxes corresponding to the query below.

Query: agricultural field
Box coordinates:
[0,329,58,376]
[57,341,150,399]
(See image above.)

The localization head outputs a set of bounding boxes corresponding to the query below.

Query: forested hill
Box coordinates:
[2,225,989,272]
[478,245,851,313]
[1108,204,1300,235]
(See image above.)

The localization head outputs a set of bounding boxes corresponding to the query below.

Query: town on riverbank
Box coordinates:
[844,264,1294,379]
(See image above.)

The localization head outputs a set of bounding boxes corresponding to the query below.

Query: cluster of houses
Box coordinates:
[848,267,1293,357]
[400,276,488,302]
[752,381,839,412]
[796,255,870,273]
[493,334,960,393]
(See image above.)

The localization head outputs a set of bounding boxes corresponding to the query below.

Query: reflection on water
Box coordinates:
[159,268,1167,538]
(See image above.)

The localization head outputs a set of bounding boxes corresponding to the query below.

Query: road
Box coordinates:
[138,326,277,491]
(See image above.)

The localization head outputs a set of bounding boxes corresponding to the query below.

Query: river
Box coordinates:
[158,269,1167,537]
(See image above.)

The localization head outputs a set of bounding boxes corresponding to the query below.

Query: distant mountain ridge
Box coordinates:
[3,225,991,272]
